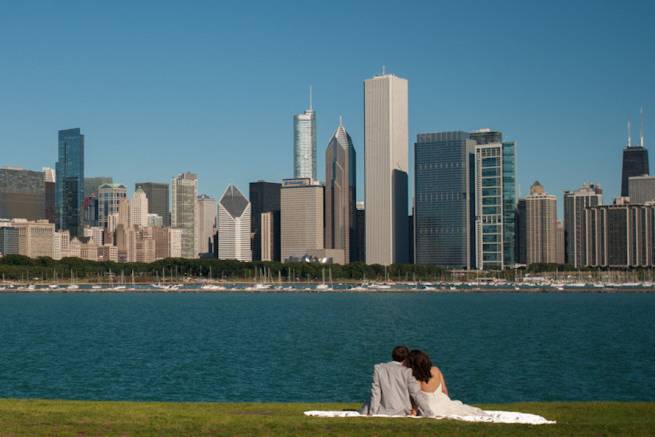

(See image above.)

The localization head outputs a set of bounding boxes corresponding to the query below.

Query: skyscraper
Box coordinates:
[135,182,170,226]
[523,181,558,265]
[364,73,408,265]
[55,128,84,237]
[84,177,113,198]
[293,88,316,180]
[196,194,217,256]
[130,188,149,228]
[97,183,128,228]
[414,132,476,268]
[171,172,198,259]
[280,178,324,261]
[620,111,649,197]
[217,185,251,261]
[628,175,655,204]
[0,167,46,221]
[324,117,357,264]
[563,183,603,267]
[249,181,281,261]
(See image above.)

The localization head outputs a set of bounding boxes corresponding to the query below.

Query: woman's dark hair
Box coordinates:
[408,349,433,383]
[391,345,410,362]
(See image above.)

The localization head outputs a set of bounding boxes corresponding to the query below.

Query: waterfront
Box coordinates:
[0,292,653,403]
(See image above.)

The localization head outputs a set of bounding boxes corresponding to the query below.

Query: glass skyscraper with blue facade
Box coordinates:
[414,131,476,268]
[56,128,85,237]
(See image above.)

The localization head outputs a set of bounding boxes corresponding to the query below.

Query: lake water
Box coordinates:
[0,292,653,403]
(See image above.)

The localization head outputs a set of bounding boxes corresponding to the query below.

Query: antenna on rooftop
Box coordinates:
[628,118,632,147]
[382,65,386,75]
[640,106,645,148]
[309,85,313,110]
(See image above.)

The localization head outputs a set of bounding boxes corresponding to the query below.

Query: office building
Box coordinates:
[293,89,317,180]
[260,211,275,261]
[0,167,46,221]
[11,219,55,258]
[84,177,113,197]
[621,113,649,197]
[171,172,198,259]
[522,181,558,265]
[130,188,149,228]
[135,182,170,226]
[563,183,603,267]
[629,175,655,204]
[355,202,365,263]
[415,132,475,268]
[83,226,104,245]
[556,220,565,264]
[364,73,409,265]
[56,128,85,237]
[196,194,217,256]
[147,214,163,227]
[98,183,128,228]
[218,185,251,261]
[249,181,281,261]
[0,227,19,256]
[44,168,56,223]
[280,178,324,261]
[98,244,118,262]
[324,118,357,264]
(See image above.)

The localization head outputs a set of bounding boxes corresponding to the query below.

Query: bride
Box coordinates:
[408,349,488,418]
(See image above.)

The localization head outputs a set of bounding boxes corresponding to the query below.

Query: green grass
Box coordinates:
[0,400,653,436]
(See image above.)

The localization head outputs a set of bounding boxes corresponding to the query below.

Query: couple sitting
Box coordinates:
[360,345,487,418]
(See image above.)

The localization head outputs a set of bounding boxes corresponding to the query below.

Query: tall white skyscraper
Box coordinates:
[293,88,317,180]
[130,188,148,228]
[97,183,128,228]
[171,172,198,259]
[364,73,409,265]
[195,194,217,256]
[218,185,251,261]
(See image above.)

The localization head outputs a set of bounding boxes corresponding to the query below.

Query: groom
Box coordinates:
[360,345,421,416]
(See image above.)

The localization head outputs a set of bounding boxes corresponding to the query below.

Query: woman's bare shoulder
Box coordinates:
[431,366,443,377]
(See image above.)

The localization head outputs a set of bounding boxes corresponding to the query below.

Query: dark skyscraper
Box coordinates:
[621,114,649,197]
[324,118,356,264]
[0,168,46,221]
[249,181,281,261]
[135,182,170,226]
[56,128,85,237]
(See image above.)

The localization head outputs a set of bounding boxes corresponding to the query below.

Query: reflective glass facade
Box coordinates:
[475,144,504,269]
[56,128,84,237]
[502,142,516,266]
[293,108,316,180]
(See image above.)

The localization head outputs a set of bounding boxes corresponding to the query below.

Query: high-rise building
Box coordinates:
[135,182,170,226]
[414,132,476,268]
[471,129,517,270]
[556,220,565,265]
[0,167,46,221]
[585,203,655,267]
[260,212,275,262]
[325,118,357,264]
[56,128,84,237]
[364,73,409,265]
[171,172,198,259]
[97,183,128,228]
[0,227,19,256]
[621,112,649,197]
[563,183,603,267]
[249,181,281,262]
[11,219,55,258]
[355,202,366,263]
[43,168,56,224]
[516,198,527,264]
[217,185,251,261]
[523,181,558,265]
[280,178,324,261]
[147,214,163,228]
[84,177,113,197]
[130,188,149,228]
[196,194,217,256]
[293,89,317,180]
[628,175,655,204]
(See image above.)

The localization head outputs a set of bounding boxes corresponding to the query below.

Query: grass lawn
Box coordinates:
[0,399,653,436]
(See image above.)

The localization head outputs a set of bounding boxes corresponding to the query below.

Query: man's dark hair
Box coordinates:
[391,345,410,362]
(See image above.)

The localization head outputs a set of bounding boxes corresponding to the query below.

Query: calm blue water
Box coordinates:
[0,292,653,403]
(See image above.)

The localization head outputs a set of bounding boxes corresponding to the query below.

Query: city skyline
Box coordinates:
[1,1,653,211]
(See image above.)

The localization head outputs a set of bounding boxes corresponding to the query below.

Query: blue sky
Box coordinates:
[1,0,654,213]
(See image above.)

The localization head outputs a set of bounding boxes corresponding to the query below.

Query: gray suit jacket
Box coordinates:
[360,361,420,416]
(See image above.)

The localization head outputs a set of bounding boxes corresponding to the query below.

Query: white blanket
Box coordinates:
[304,410,555,425]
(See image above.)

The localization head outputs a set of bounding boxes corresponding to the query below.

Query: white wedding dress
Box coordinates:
[418,384,488,417]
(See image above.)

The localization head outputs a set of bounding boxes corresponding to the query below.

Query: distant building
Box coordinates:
[56,128,85,237]
[556,220,565,264]
[523,181,558,265]
[563,183,603,267]
[628,175,655,204]
[249,181,281,262]
[84,177,113,198]
[516,199,527,264]
[293,89,317,180]
[0,167,46,221]
[171,173,198,259]
[364,73,409,265]
[98,244,118,262]
[97,183,128,228]
[218,185,251,261]
[585,203,655,267]
[414,131,475,268]
[11,219,55,258]
[130,188,149,228]
[620,114,649,197]
[281,178,324,261]
[0,227,19,256]
[83,226,104,246]
[135,182,170,227]
[260,211,275,262]
[43,167,56,223]
[324,118,356,264]
[147,214,163,228]
[196,194,217,256]
[355,202,365,263]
